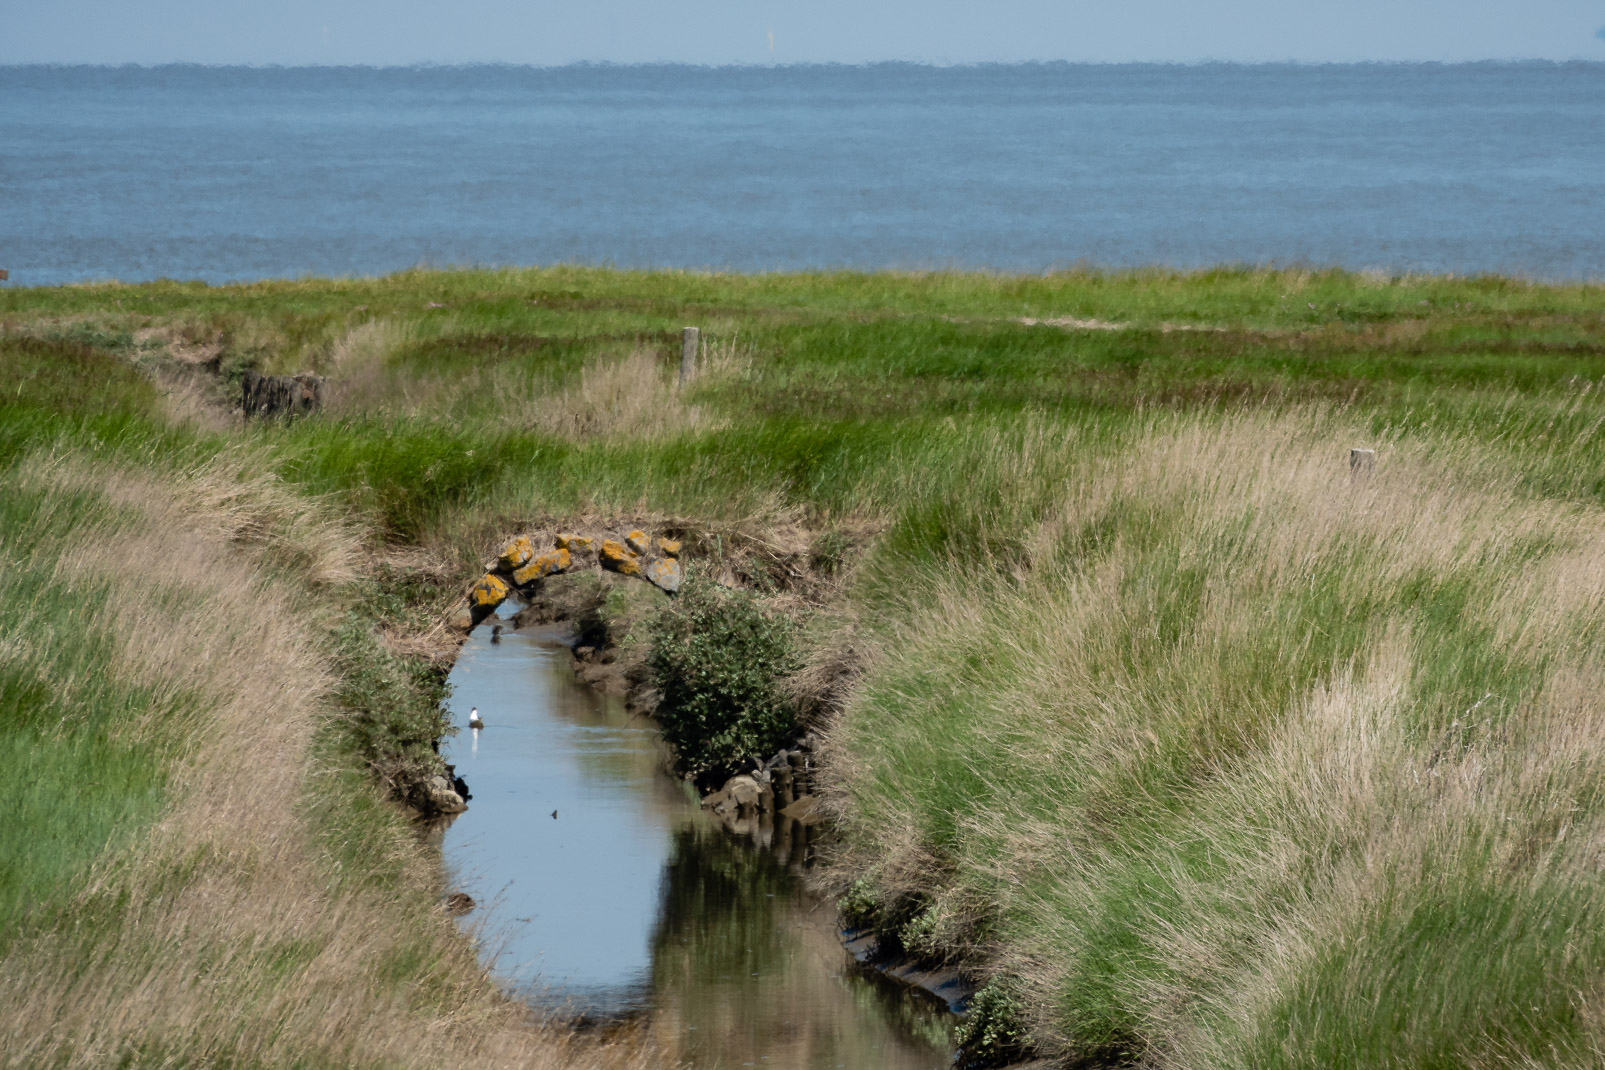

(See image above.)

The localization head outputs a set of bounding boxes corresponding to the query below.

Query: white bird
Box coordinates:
[468,707,484,730]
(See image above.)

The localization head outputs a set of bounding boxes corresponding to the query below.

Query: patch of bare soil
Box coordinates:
[1017,315,1228,333]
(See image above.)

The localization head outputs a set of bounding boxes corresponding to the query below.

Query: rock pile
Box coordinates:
[701,739,823,829]
[453,528,684,629]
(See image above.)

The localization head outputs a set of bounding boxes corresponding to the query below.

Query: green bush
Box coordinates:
[836,877,880,929]
[647,577,800,785]
[954,981,1032,1069]
[329,613,451,805]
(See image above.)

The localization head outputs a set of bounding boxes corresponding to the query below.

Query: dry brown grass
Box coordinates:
[322,319,734,443]
[322,317,418,414]
[824,407,1605,1066]
[0,454,656,1070]
[521,344,735,441]
[150,363,236,431]
[170,449,370,587]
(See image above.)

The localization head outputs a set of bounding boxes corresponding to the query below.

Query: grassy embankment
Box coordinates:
[0,311,646,1066]
[5,265,1605,1067]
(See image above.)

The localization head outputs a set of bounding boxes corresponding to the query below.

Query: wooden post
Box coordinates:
[679,326,699,386]
[787,750,807,797]
[1349,448,1376,476]
[774,763,795,809]
[242,371,325,421]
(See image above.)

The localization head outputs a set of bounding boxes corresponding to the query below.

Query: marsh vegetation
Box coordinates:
[5,264,1605,1066]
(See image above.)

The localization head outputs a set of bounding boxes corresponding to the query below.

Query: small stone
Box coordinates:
[555,533,593,551]
[625,529,650,554]
[469,573,511,620]
[725,775,762,813]
[600,539,641,576]
[701,786,733,814]
[444,891,475,916]
[655,537,682,557]
[497,535,534,571]
[425,775,468,814]
[512,547,571,586]
[574,645,595,660]
[647,557,683,593]
[449,608,474,632]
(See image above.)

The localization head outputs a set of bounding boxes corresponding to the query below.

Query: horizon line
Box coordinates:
[4,57,1605,72]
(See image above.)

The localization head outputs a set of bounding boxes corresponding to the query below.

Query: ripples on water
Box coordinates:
[3,62,1603,284]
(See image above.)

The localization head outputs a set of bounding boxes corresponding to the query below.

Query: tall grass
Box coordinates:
[0,326,654,1065]
[0,451,654,1068]
[7,265,1605,1066]
[825,408,1605,1067]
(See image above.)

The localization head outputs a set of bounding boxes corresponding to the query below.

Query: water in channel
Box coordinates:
[437,606,954,1069]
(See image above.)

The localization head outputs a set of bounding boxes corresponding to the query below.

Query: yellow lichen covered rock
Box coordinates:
[497,535,533,571]
[600,539,641,576]
[655,537,682,557]
[646,556,683,593]
[555,533,593,551]
[471,572,511,610]
[625,529,650,554]
[512,547,571,586]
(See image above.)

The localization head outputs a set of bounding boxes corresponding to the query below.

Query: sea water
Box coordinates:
[2,62,1603,285]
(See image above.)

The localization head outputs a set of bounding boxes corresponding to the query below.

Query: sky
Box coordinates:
[4,0,1605,66]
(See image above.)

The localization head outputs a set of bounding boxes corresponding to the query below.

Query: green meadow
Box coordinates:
[4,264,1605,1067]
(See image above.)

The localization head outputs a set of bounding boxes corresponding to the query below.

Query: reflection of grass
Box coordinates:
[652,825,793,974]
[649,824,952,1066]
[843,965,957,1057]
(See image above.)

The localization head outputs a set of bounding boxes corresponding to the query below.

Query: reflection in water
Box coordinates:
[650,825,954,1069]
[440,613,952,1068]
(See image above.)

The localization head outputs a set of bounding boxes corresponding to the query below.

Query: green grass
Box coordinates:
[15,263,1605,533]
[7,263,1605,1067]
[0,477,183,943]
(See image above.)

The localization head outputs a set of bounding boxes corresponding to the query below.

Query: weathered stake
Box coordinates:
[1350,447,1376,477]
[679,326,700,386]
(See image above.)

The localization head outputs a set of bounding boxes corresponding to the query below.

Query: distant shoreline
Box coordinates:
[6,58,1605,70]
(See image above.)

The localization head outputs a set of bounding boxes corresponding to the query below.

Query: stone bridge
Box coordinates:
[453,528,683,630]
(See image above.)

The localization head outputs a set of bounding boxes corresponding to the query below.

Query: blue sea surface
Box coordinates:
[2,62,1602,285]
